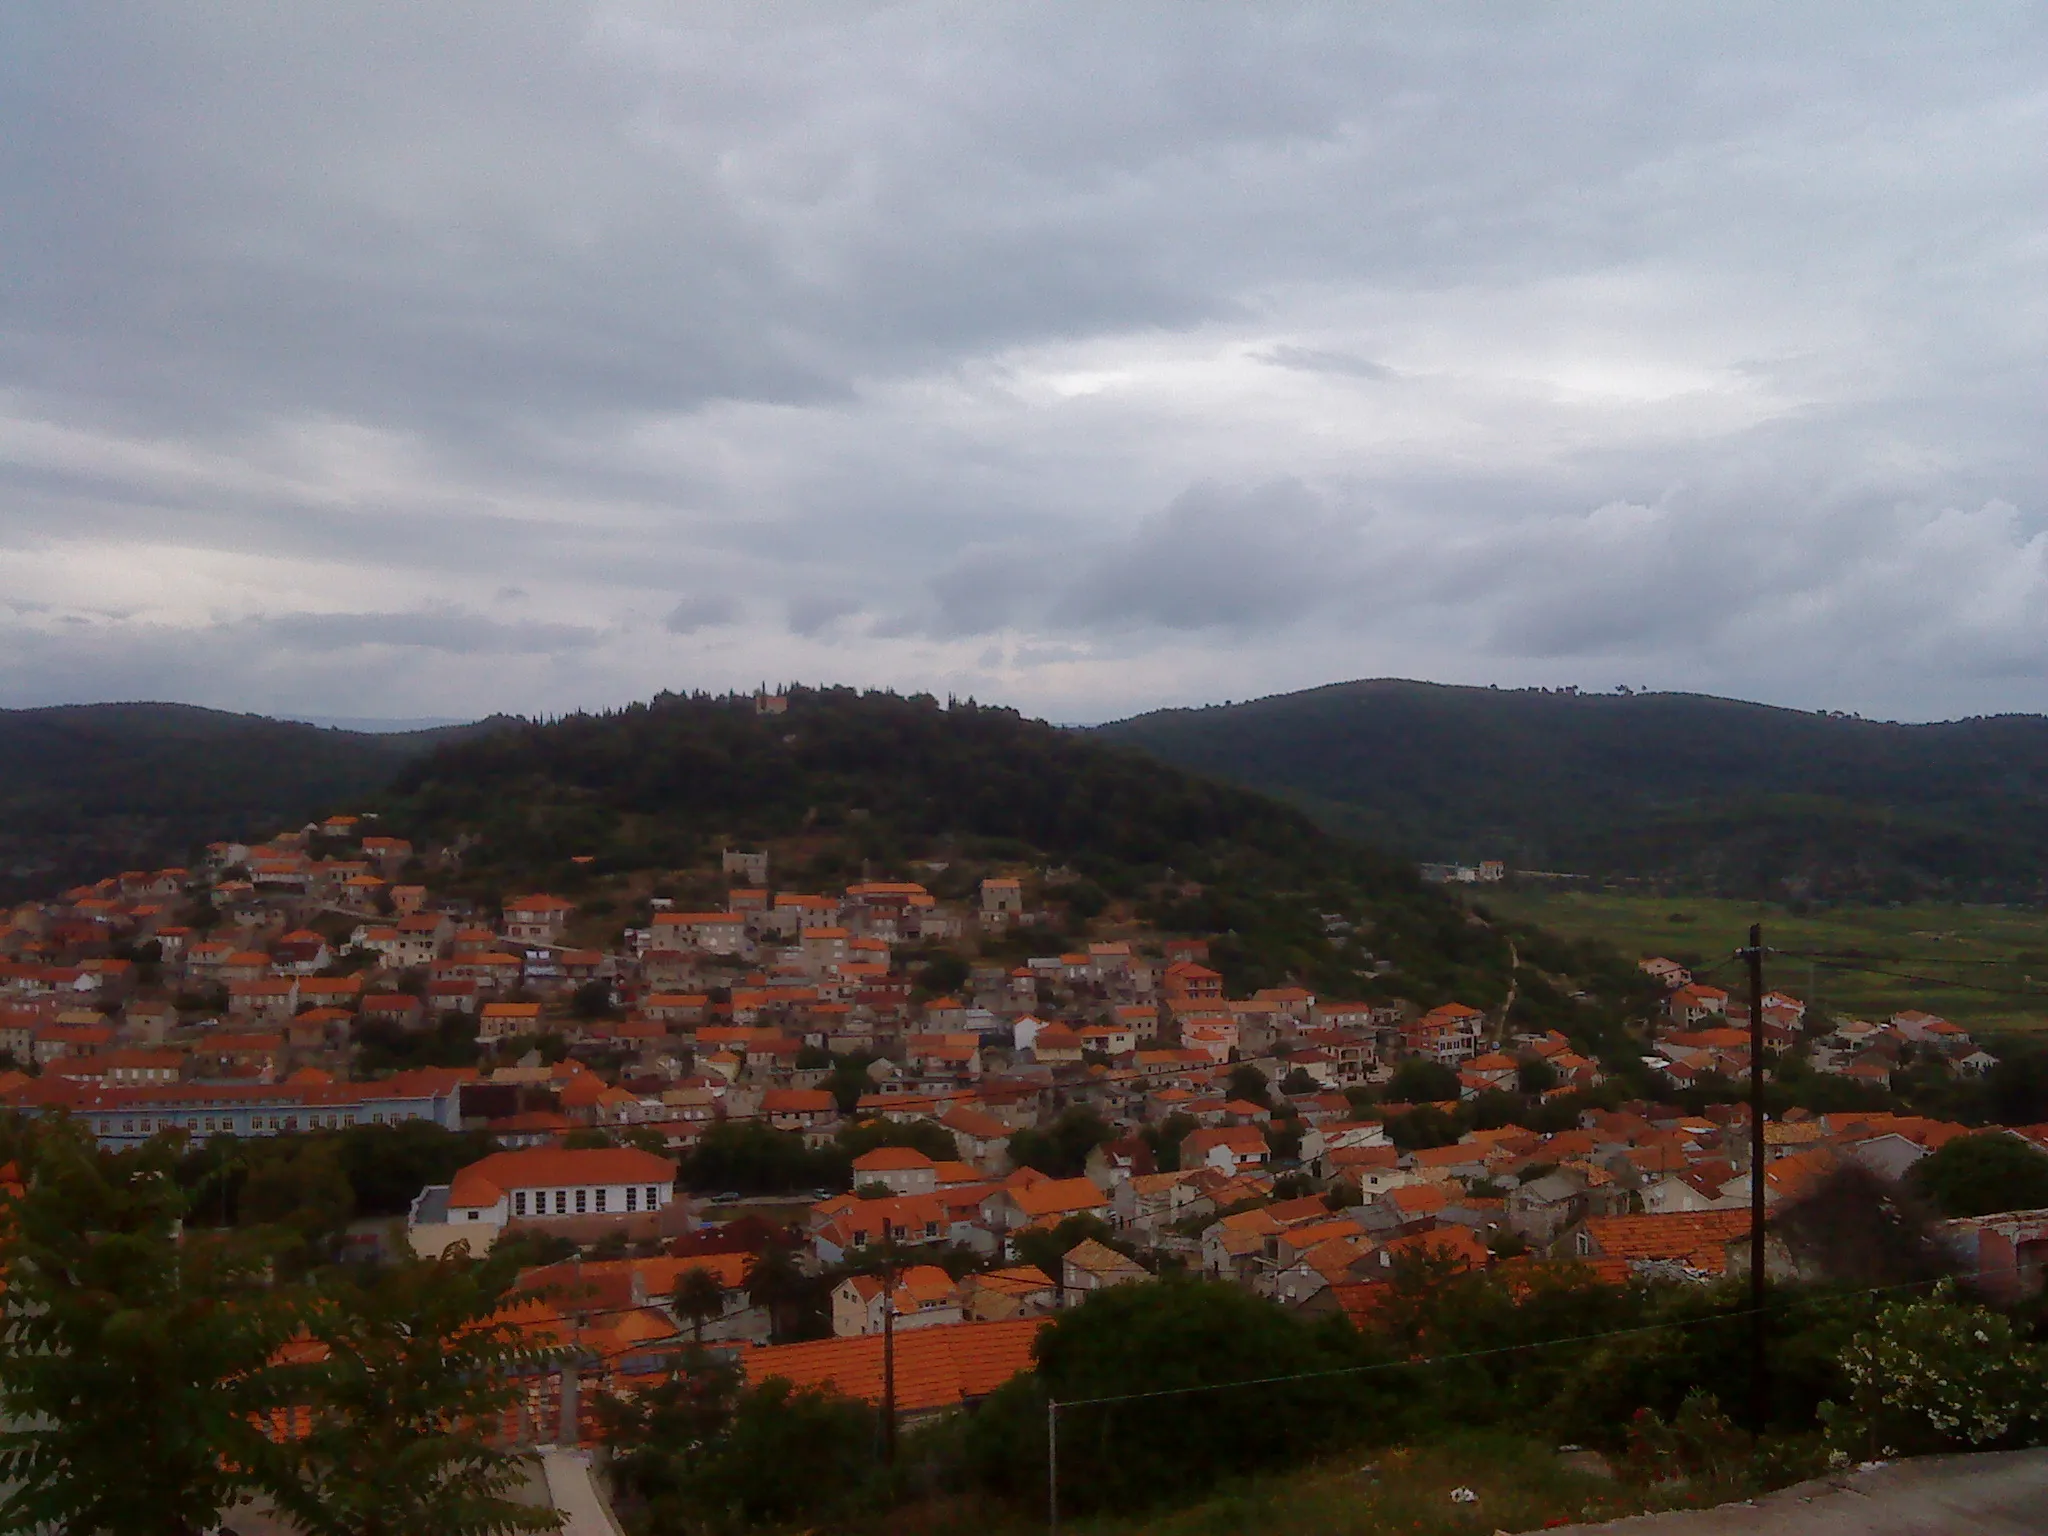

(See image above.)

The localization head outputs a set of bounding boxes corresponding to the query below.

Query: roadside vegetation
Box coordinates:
[1484,888,2048,1038]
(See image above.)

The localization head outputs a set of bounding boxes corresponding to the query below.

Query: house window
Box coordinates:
[575,1189,587,1214]
[645,1185,659,1208]
[513,1192,526,1217]
[595,1189,607,1212]
[626,1187,639,1212]
[554,1190,567,1215]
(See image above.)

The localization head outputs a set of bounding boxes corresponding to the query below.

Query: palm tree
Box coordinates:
[742,1245,806,1343]
[671,1265,727,1347]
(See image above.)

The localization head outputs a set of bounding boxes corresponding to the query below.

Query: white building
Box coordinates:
[408,1146,678,1257]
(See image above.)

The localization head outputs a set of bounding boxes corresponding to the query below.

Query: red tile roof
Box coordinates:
[742,1317,1045,1413]
[448,1147,677,1209]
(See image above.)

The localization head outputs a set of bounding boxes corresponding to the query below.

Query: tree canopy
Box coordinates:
[1910,1132,2048,1217]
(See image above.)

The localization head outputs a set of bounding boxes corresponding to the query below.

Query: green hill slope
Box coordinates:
[1096,680,2048,902]
[379,687,1576,1010]
[0,703,478,900]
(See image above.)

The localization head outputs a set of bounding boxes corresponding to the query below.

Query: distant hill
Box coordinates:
[1097,680,2048,902]
[379,687,1552,1009]
[0,703,492,901]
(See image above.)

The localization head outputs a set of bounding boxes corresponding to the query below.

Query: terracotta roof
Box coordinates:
[1183,1126,1267,1156]
[853,1147,938,1172]
[1006,1177,1110,1220]
[1373,1225,1490,1271]
[505,894,576,913]
[743,1317,1045,1413]
[1385,1183,1449,1215]
[967,1265,1056,1298]
[447,1147,677,1210]
[1579,1210,1751,1272]
[1062,1237,1148,1280]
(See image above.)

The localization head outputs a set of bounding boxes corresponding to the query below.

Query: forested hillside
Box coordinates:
[1098,680,2048,902]
[380,687,1583,1011]
[0,704,482,901]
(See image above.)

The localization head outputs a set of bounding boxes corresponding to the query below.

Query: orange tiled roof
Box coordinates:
[447,1147,676,1209]
[1579,1210,1751,1272]
[742,1317,1044,1413]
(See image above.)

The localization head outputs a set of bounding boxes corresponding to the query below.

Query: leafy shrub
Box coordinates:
[1820,1285,2048,1459]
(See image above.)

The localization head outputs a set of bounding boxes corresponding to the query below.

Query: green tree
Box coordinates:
[824,1055,877,1114]
[1227,1062,1272,1106]
[1011,1214,1119,1279]
[570,980,617,1019]
[685,1120,845,1195]
[691,1377,877,1524]
[1518,1057,1559,1095]
[597,1355,876,1529]
[595,1353,743,1528]
[1007,1107,1112,1178]
[1264,1118,1306,1162]
[1386,1103,1463,1150]
[0,1123,303,1536]
[274,1253,563,1536]
[1469,1088,1527,1131]
[1279,1066,1321,1097]
[966,1279,1379,1513]
[1987,1047,2048,1125]
[240,1140,357,1245]
[331,1121,499,1216]
[837,1116,958,1163]
[743,1245,808,1343]
[1909,1132,2048,1217]
[914,951,971,997]
[674,1265,728,1346]
[1387,1057,1461,1104]
[1143,1110,1199,1172]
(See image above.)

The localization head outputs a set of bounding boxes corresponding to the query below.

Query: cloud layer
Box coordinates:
[2,4,2044,722]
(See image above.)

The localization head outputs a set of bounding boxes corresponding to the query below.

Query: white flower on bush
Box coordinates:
[1822,1284,2048,1458]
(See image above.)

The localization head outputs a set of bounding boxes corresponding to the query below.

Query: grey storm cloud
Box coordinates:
[0,4,2044,723]
[1258,346,1398,382]
[664,594,741,635]
[253,608,606,655]
[1050,480,1363,634]
[785,593,862,638]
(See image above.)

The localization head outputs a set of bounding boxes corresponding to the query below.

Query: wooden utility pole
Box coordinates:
[880,1254,899,1466]
[1046,1397,1060,1536]
[1745,922,1768,1436]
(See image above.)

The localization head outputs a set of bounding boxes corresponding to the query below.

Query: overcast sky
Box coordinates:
[3,4,2044,725]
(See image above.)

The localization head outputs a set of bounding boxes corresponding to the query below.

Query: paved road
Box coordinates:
[1533,1449,2048,1535]
[540,1447,627,1536]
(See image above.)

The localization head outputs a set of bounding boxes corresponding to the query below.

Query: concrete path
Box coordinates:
[1533,1449,2048,1535]
[539,1447,627,1536]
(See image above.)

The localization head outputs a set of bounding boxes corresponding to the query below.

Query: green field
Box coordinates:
[1483,889,2048,1040]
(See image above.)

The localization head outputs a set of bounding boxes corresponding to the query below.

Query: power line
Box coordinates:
[1038,1261,2008,1533]
[1050,1263,2003,1415]
[1773,951,2042,1001]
